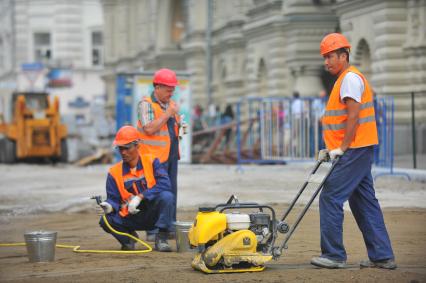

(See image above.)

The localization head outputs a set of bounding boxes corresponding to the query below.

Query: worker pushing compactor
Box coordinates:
[311,33,396,270]
[98,125,174,252]
[186,32,397,274]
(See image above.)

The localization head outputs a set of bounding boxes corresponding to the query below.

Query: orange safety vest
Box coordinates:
[137,96,180,163]
[322,66,378,150]
[109,154,157,217]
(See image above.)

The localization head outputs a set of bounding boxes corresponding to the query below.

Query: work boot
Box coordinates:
[130,230,139,239]
[146,232,156,242]
[121,242,135,251]
[121,230,138,251]
[155,232,172,252]
[311,256,347,269]
[360,259,397,270]
[168,232,176,240]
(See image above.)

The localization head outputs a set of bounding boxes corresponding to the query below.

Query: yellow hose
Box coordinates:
[0,214,152,254]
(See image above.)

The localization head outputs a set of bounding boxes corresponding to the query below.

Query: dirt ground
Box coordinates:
[1,206,425,283]
[1,162,425,282]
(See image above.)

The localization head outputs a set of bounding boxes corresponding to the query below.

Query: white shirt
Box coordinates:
[340,72,364,103]
[291,99,303,115]
[312,98,325,117]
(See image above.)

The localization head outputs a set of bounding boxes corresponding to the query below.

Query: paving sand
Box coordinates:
[0,163,425,282]
[1,163,425,215]
[0,206,425,283]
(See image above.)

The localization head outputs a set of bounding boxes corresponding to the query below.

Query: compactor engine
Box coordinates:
[188,197,278,273]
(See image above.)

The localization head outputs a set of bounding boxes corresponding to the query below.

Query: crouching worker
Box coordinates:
[98,125,174,252]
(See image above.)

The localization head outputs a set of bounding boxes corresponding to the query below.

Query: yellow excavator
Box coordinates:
[188,159,340,273]
[0,92,67,163]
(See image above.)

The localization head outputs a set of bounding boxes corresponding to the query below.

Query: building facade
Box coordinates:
[0,0,105,122]
[102,0,426,153]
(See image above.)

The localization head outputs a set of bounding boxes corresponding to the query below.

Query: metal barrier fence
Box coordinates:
[374,96,392,168]
[374,96,410,180]
[236,96,402,177]
[389,91,425,170]
[236,97,323,163]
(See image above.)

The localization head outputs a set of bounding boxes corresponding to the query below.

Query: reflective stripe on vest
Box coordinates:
[137,124,169,137]
[124,175,145,183]
[138,96,179,163]
[156,130,170,137]
[140,140,168,146]
[322,66,378,150]
[109,154,157,217]
[324,101,375,117]
[322,115,376,131]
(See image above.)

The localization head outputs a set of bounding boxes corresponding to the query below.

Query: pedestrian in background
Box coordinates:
[291,91,303,117]
[98,126,174,252]
[192,104,207,132]
[221,104,234,152]
[311,33,396,270]
[137,68,181,241]
[291,91,304,156]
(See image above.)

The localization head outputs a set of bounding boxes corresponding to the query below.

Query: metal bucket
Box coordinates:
[24,231,57,262]
[174,221,194,253]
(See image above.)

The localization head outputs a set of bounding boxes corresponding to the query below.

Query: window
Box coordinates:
[0,38,4,70]
[91,31,103,66]
[34,32,51,63]
[258,59,268,97]
[171,0,185,44]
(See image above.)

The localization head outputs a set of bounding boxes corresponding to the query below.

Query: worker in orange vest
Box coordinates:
[137,68,184,241]
[98,126,174,252]
[311,33,396,270]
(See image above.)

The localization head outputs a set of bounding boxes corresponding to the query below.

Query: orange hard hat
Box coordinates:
[320,33,351,55]
[113,125,140,146]
[153,68,178,87]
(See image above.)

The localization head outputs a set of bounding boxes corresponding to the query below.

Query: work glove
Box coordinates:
[329,147,344,160]
[128,195,142,215]
[317,149,329,162]
[98,201,113,215]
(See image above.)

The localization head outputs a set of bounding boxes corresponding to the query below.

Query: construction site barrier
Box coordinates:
[236,97,322,164]
[235,96,402,176]
[373,96,410,180]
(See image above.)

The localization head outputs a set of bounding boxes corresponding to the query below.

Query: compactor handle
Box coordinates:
[276,156,341,257]
[91,195,103,205]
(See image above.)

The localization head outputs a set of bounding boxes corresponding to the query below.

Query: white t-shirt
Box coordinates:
[312,98,325,117]
[291,99,303,115]
[340,72,364,103]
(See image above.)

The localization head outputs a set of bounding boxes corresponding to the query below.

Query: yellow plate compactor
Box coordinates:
[188,159,340,274]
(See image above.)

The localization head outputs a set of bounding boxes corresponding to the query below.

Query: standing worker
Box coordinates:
[311,33,396,269]
[98,125,174,252]
[137,68,184,241]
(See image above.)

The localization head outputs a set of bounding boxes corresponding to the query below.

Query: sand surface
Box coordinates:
[0,207,425,283]
[0,163,425,282]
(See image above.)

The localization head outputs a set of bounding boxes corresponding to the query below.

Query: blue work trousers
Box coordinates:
[319,146,394,262]
[166,116,179,223]
[164,154,178,222]
[99,190,174,246]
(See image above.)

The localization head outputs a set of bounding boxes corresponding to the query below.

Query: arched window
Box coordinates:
[0,38,4,70]
[258,59,268,97]
[171,0,185,44]
[354,39,372,81]
[218,64,227,101]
